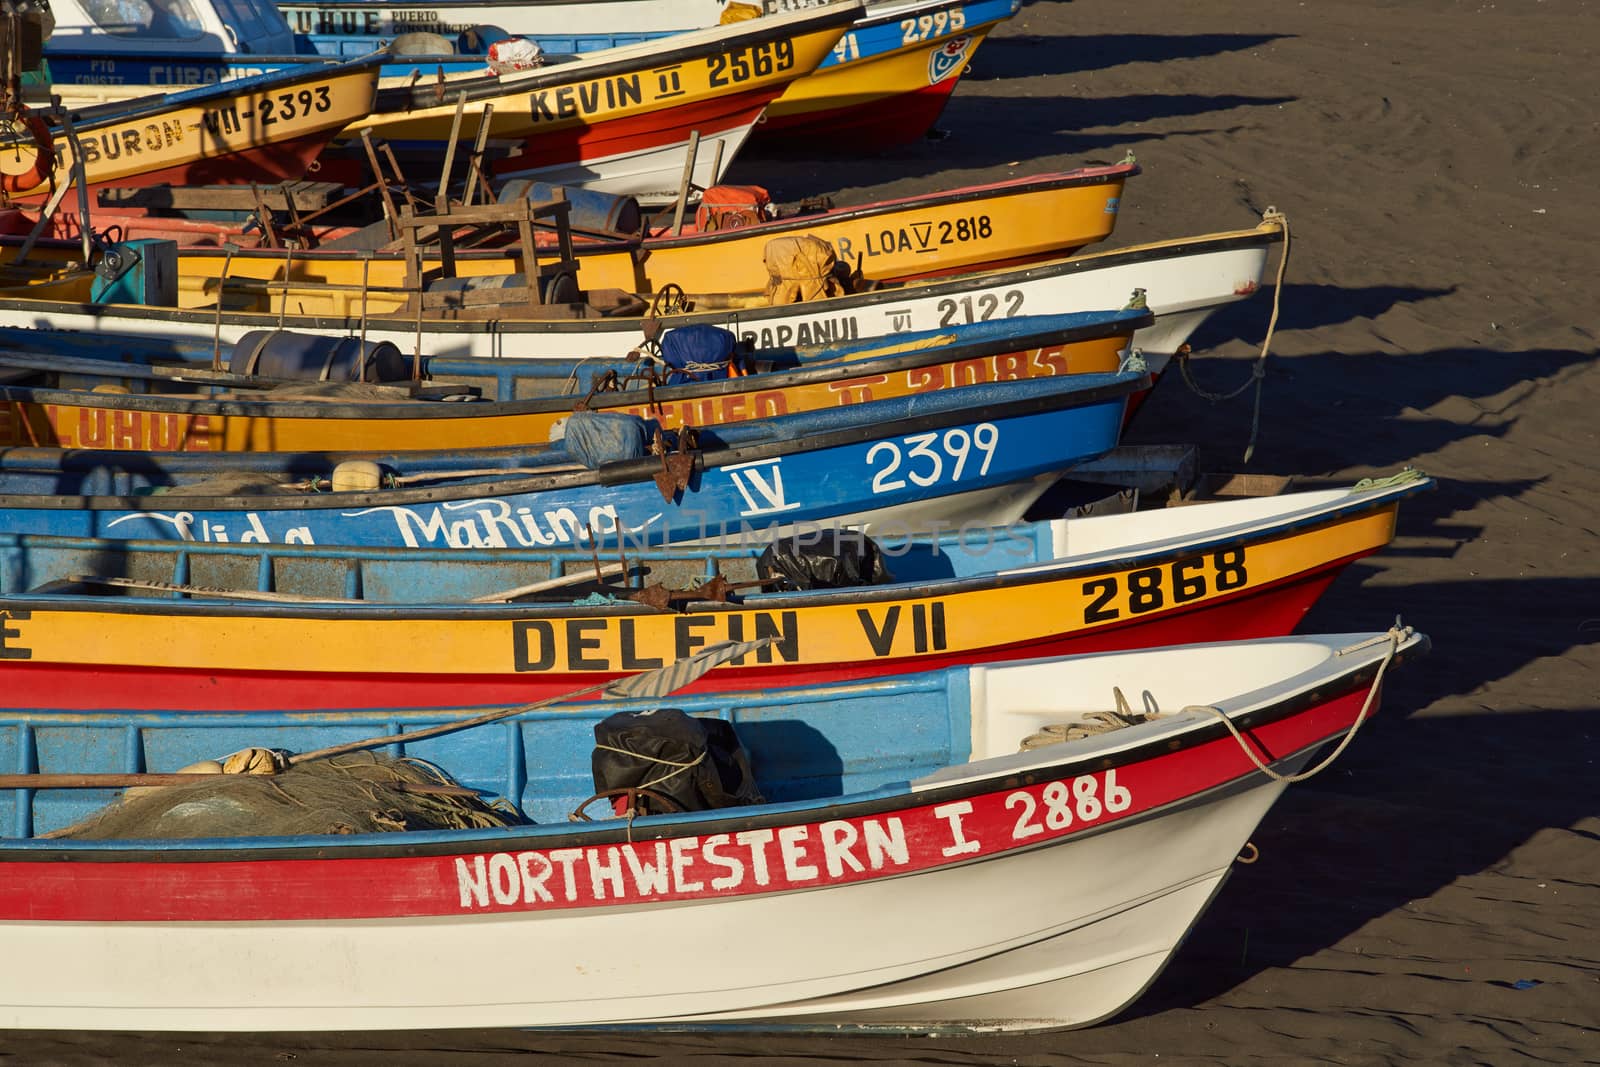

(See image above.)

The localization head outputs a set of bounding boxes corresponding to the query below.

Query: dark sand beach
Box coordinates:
[6,0,1596,1062]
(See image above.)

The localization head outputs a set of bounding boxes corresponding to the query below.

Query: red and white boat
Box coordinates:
[0,628,1426,1032]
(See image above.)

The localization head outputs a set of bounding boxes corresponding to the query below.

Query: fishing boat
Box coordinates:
[0,216,1285,363]
[0,628,1429,1031]
[0,369,1142,545]
[0,308,1149,451]
[0,162,1136,294]
[0,53,385,203]
[0,473,1427,711]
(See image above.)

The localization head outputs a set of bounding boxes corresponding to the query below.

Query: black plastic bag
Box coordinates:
[592,708,764,815]
[757,533,894,590]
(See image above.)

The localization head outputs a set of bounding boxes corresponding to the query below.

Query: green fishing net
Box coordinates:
[53,751,523,840]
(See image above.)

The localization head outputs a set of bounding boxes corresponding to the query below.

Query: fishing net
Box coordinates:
[51,751,523,840]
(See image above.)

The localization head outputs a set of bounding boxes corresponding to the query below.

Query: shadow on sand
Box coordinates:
[966,31,1295,81]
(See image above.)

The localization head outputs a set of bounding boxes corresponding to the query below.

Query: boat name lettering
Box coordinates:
[855,601,948,656]
[456,815,911,910]
[1005,770,1131,839]
[345,500,655,550]
[901,347,1070,396]
[706,40,796,89]
[1081,548,1250,624]
[75,119,185,166]
[866,423,998,494]
[0,608,31,661]
[510,611,800,673]
[286,9,383,35]
[833,215,992,263]
[257,86,334,127]
[901,7,967,45]
[739,314,860,349]
[104,511,315,544]
[451,769,1135,912]
[30,405,212,451]
[937,289,1025,326]
[144,65,270,86]
[611,390,788,428]
[529,75,645,122]
[725,459,802,517]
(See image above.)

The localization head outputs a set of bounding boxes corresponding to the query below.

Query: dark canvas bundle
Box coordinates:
[757,533,895,590]
[591,708,764,815]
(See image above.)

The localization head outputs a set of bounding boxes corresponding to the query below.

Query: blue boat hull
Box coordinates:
[0,374,1141,548]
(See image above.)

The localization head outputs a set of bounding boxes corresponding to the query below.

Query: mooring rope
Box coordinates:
[1176,207,1291,463]
[1183,623,1409,785]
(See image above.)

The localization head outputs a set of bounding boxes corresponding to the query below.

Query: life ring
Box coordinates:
[1,114,55,194]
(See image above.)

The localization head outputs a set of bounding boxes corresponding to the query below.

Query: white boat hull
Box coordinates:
[495,117,753,203]
[0,772,1284,1031]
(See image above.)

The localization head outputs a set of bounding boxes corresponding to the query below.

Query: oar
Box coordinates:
[0,637,772,791]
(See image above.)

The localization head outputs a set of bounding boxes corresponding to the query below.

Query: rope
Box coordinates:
[1175,207,1291,463]
[1350,466,1426,493]
[1182,623,1409,785]
[591,743,706,792]
[1016,686,1159,751]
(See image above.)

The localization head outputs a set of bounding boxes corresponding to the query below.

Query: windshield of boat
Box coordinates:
[81,0,206,37]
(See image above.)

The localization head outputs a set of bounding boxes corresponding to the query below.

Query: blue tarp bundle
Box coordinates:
[659,325,738,384]
[562,410,652,468]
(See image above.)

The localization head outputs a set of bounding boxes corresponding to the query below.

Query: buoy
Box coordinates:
[1,113,55,194]
[331,459,383,491]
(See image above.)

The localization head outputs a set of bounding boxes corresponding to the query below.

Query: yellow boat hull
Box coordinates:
[0,63,380,201]
[0,498,1404,710]
[161,163,1134,315]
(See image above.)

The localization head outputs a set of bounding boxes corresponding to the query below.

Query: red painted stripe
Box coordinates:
[0,566,1346,712]
[0,684,1373,921]
[751,80,962,150]
[492,86,779,174]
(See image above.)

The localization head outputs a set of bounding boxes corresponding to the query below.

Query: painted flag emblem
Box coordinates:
[927,35,973,84]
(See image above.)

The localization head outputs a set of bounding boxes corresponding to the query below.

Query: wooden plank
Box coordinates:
[98,181,344,212]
